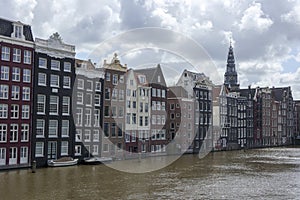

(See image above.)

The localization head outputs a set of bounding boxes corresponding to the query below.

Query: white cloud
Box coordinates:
[281,4,300,24]
[239,2,273,33]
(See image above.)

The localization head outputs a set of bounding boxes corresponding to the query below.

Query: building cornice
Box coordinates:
[0,35,34,48]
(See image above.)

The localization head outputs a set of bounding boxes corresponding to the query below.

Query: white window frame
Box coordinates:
[0,66,9,80]
[64,62,71,72]
[0,85,9,99]
[21,124,29,142]
[12,67,20,82]
[38,73,47,86]
[37,94,46,114]
[49,95,59,115]
[10,124,18,142]
[11,104,19,119]
[22,87,30,101]
[23,69,31,83]
[24,50,32,64]
[13,48,21,63]
[61,141,69,156]
[50,74,59,88]
[36,119,45,138]
[35,142,44,157]
[22,105,30,119]
[38,58,47,68]
[49,120,58,138]
[63,76,71,89]
[61,120,69,137]
[62,96,70,115]
[51,60,60,70]
[1,46,10,61]
[0,124,7,142]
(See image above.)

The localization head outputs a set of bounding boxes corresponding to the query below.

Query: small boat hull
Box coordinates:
[83,157,112,165]
[48,158,78,167]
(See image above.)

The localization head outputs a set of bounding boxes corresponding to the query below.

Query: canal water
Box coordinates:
[0,147,300,200]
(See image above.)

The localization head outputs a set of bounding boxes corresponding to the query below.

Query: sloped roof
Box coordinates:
[134,64,167,86]
[0,18,34,41]
[168,86,188,98]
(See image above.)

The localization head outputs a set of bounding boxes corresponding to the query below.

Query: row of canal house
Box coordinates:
[1,17,299,169]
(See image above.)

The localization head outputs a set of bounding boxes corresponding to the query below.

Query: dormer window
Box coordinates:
[158,75,161,83]
[138,75,146,84]
[11,22,25,40]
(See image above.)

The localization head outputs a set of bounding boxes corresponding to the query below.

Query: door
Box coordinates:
[48,141,57,159]
[9,147,17,165]
[0,148,6,165]
[20,147,28,164]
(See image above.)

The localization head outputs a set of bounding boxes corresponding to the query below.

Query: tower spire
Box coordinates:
[224,41,239,91]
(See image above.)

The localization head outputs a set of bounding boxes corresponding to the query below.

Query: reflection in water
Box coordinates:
[0,147,300,199]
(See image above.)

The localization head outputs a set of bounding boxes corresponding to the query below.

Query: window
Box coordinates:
[162,90,166,98]
[145,116,149,126]
[49,120,58,137]
[10,124,18,142]
[51,60,60,70]
[37,95,45,114]
[1,46,10,61]
[21,124,29,142]
[93,130,99,142]
[93,145,99,155]
[161,102,166,110]
[62,120,69,137]
[77,79,84,89]
[35,142,44,157]
[50,75,59,87]
[77,92,83,104]
[95,82,101,91]
[120,75,124,83]
[0,148,5,165]
[157,89,161,97]
[11,104,19,119]
[12,67,20,81]
[152,115,156,125]
[62,96,70,115]
[76,108,83,126]
[49,96,59,115]
[105,88,110,99]
[112,89,118,100]
[152,101,156,110]
[94,109,100,127]
[1,66,9,80]
[132,113,136,124]
[64,62,71,72]
[156,101,161,110]
[14,25,22,38]
[38,73,47,86]
[24,50,31,64]
[0,104,8,118]
[22,87,30,100]
[86,80,93,91]
[0,124,7,142]
[22,105,30,119]
[75,145,81,156]
[13,48,21,63]
[36,119,44,137]
[23,69,31,83]
[118,106,124,117]
[139,116,143,126]
[38,58,47,68]
[132,101,136,109]
[127,100,131,108]
[140,102,143,112]
[61,141,68,156]
[112,106,117,117]
[119,89,124,100]
[0,85,9,99]
[126,113,131,124]
[145,103,149,112]
[104,123,109,137]
[111,123,116,137]
[170,103,175,110]
[84,130,91,142]
[152,88,156,97]
[105,72,110,81]
[86,93,92,106]
[112,74,118,85]
[95,94,101,106]
[76,130,82,142]
[104,106,110,117]
[85,108,92,126]
[63,76,71,88]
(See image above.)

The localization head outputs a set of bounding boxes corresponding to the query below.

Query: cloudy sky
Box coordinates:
[1,0,300,98]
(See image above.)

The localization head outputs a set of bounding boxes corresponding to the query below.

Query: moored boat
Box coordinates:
[48,157,78,167]
[83,157,113,165]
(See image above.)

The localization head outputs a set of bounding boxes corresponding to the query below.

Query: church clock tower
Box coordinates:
[224,42,239,91]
